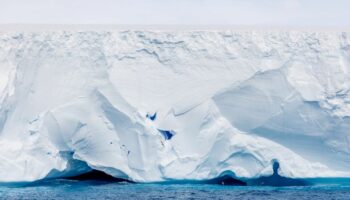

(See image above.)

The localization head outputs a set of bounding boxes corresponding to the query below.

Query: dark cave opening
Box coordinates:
[247,160,308,186]
[206,175,247,186]
[66,170,133,182]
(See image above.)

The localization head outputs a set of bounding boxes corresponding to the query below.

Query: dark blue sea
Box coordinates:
[1,180,350,200]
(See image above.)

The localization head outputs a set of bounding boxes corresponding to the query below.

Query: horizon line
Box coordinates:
[1,24,350,32]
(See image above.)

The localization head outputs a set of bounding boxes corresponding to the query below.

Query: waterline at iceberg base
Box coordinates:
[1,29,350,186]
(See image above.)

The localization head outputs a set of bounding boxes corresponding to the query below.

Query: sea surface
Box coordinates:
[1,180,350,200]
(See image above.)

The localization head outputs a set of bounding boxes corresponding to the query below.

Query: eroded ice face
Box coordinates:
[0,30,350,184]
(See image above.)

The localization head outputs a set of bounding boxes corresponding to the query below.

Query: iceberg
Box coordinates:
[0,28,350,184]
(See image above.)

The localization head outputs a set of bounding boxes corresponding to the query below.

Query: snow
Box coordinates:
[0,29,350,183]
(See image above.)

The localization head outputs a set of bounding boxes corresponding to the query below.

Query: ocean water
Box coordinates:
[1,180,350,200]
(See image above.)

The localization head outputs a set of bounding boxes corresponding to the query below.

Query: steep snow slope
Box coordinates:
[0,29,350,183]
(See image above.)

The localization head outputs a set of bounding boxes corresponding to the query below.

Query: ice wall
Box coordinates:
[0,29,350,183]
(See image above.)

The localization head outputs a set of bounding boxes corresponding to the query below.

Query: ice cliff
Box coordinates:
[0,29,350,184]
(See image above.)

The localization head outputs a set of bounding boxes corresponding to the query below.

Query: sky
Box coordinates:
[0,0,349,27]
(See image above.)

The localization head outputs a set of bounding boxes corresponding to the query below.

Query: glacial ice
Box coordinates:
[0,29,350,184]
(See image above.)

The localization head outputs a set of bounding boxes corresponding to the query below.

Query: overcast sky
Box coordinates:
[0,0,349,27]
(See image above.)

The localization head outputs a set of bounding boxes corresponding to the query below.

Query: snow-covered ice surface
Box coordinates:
[0,27,350,183]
